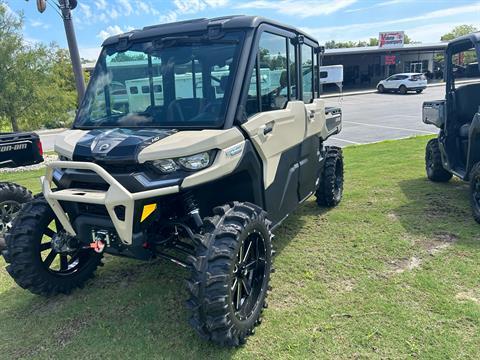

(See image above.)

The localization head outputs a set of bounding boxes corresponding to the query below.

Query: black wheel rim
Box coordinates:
[230,230,267,321]
[0,200,22,238]
[334,159,343,201]
[473,175,480,211]
[39,218,90,275]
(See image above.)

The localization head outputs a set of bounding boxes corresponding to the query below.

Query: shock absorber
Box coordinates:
[183,190,203,228]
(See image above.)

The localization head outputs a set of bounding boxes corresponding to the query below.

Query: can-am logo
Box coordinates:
[99,143,110,151]
[379,31,405,48]
[0,143,28,152]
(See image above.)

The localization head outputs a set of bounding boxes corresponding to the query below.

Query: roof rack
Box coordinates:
[143,18,207,31]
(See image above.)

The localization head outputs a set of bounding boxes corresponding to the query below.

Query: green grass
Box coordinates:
[1,135,479,359]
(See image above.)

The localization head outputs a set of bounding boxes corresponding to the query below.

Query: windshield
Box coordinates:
[75,31,244,129]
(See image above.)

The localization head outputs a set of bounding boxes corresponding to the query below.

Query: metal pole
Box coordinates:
[58,0,86,103]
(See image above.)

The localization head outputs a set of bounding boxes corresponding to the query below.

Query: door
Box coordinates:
[410,62,422,73]
[301,42,324,201]
[241,30,306,223]
[384,75,399,89]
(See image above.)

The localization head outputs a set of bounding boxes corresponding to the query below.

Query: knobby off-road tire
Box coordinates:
[469,163,480,224]
[0,182,33,251]
[425,138,452,182]
[3,196,103,296]
[186,202,273,346]
[316,146,344,207]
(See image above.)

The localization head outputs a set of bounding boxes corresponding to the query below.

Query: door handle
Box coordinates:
[263,125,273,135]
[258,122,274,142]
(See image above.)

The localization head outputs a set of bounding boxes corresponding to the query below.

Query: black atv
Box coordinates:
[4,16,344,346]
[423,31,480,223]
[0,132,43,248]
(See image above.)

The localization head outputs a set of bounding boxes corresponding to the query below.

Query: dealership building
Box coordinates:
[322,32,448,90]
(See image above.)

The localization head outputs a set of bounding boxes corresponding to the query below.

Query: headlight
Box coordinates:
[149,151,214,173]
[151,159,179,173]
[177,152,210,170]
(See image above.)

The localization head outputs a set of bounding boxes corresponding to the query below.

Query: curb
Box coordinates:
[322,79,480,99]
[36,128,66,135]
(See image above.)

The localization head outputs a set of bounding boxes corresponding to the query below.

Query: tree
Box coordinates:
[440,25,479,65]
[441,25,478,42]
[110,52,147,63]
[404,34,413,44]
[0,2,78,131]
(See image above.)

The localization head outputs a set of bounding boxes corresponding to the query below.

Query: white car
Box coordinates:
[377,73,427,94]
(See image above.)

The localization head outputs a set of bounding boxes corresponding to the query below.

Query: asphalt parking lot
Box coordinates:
[324,86,442,147]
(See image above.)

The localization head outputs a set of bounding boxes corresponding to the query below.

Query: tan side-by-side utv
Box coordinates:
[3,16,344,346]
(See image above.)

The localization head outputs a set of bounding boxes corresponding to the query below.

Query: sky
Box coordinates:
[6,0,480,60]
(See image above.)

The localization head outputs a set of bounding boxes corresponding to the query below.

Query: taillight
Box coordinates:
[37,140,43,156]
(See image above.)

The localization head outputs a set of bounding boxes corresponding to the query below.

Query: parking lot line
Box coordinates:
[343,120,434,134]
[330,137,363,145]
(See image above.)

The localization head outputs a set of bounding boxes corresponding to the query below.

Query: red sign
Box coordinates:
[384,55,396,65]
[379,31,405,48]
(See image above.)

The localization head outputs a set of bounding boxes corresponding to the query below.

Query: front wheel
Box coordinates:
[399,85,407,94]
[186,202,273,346]
[316,146,344,207]
[377,84,385,93]
[0,182,32,250]
[425,138,452,182]
[3,196,103,296]
[469,163,480,224]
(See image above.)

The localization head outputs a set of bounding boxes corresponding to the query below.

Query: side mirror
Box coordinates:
[36,0,46,13]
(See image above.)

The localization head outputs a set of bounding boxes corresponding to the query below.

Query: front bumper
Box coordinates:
[42,161,179,245]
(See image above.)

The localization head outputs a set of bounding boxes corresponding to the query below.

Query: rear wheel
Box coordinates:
[316,146,344,207]
[0,183,32,250]
[186,202,273,346]
[377,84,385,93]
[469,163,480,224]
[3,196,103,296]
[399,85,407,94]
[425,138,452,182]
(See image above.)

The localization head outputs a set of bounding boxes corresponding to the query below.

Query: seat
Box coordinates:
[455,83,480,137]
[459,122,471,137]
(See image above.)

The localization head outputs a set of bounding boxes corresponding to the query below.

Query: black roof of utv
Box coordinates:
[102,15,319,46]
[446,31,480,54]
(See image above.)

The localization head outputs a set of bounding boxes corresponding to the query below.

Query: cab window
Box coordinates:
[246,32,297,116]
[301,44,314,103]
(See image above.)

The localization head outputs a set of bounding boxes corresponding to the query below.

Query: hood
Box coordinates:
[72,128,176,164]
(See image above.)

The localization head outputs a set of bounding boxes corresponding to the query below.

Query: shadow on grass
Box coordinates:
[271,198,332,256]
[395,176,479,247]
[0,259,240,359]
[0,199,330,358]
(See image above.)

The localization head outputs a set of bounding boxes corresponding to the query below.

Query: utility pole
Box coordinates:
[30,0,86,102]
[58,0,86,102]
